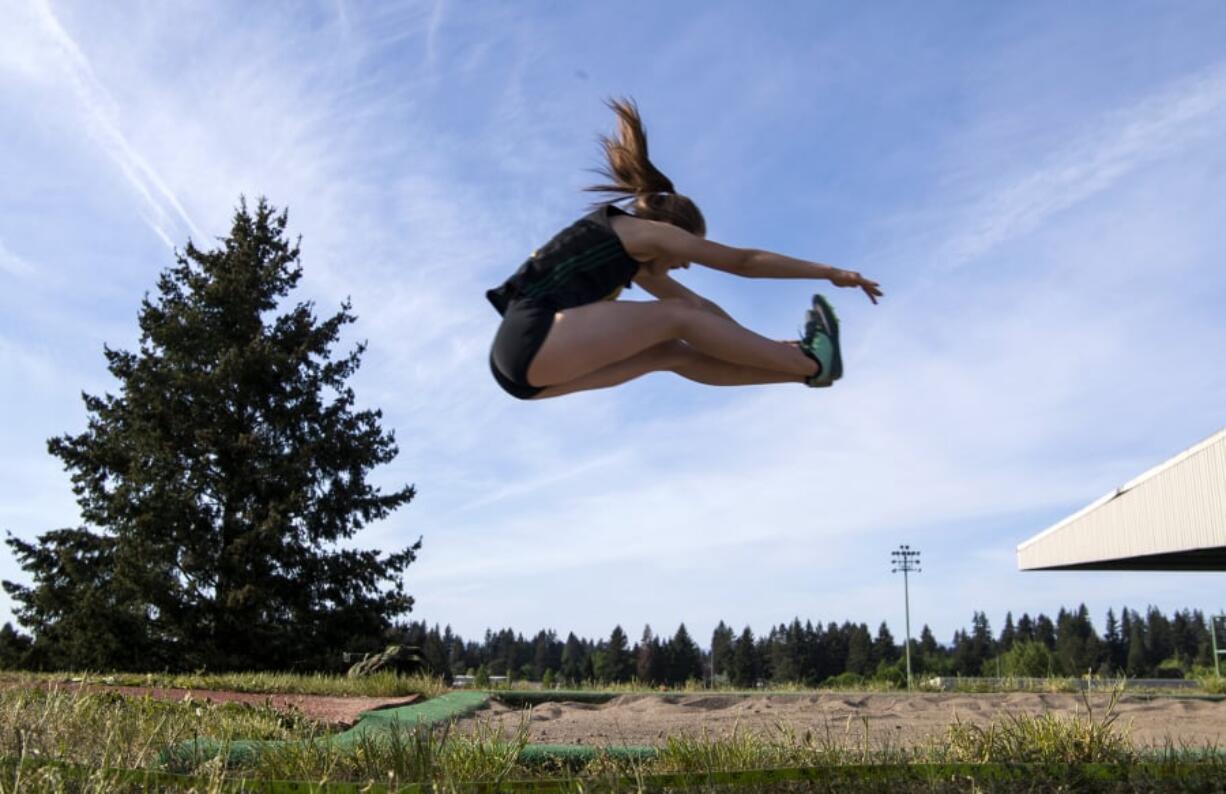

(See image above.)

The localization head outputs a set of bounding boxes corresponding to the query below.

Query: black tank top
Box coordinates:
[486,204,641,316]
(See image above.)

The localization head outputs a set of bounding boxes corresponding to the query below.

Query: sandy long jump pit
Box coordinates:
[452,692,1226,749]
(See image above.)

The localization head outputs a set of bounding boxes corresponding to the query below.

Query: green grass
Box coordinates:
[941,688,1136,764]
[921,674,1226,696]
[0,670,449,699]
[9,669,1222,699]
[1191,672,1226,695]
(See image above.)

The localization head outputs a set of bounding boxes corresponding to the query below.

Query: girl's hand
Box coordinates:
[829,269,883,304]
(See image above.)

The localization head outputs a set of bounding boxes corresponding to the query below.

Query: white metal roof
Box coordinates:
[1017,427,1226,571]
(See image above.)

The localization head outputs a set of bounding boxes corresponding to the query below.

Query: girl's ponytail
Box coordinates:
[585,97,706,236]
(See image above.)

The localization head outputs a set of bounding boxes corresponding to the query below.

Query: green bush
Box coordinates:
[872,659,906,688]
[821,672,865,689]
[1153,658,1186,679]
[998,641,1055,677]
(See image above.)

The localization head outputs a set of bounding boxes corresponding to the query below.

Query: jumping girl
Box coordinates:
[487,98,883,401]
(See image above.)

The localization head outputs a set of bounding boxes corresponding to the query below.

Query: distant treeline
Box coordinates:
[401,605,1221,686]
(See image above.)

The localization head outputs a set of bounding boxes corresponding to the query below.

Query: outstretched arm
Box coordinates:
[624,217,883,304]
[633,270,736,321]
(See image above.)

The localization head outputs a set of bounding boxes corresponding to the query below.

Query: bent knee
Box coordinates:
[649,340,698,372]
[622,340,690,372]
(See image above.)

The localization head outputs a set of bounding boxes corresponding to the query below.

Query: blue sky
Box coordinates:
[3,0,1226,650]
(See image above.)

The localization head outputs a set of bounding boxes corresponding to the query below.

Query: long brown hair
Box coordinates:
[585,97,706,236]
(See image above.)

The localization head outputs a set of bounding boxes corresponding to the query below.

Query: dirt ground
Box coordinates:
[39,681,419,727]
[24,683,1226,748]
[452,692,1226,749]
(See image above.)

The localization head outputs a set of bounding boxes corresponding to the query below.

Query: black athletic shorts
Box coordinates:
[489,299,555,400]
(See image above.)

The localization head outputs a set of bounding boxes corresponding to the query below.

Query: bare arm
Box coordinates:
[632,270,736,321]
[622,217,883,304]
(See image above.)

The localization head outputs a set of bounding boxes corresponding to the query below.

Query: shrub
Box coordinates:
[1153,658,1186,679]
[942,688,1134,764]
[821,672,865,689]
[999,641,1055,678]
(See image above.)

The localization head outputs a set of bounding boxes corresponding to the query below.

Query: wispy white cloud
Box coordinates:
[18,0,203,248]
[334,0,351,35]
[936,62,1226,271]
[425,0,446,73]
[449,450,634,514]
[0,238,34,278]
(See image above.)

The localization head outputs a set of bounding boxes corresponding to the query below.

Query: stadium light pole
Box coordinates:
[891,545,921,691]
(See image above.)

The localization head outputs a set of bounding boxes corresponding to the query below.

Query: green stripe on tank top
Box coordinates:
[520,237,622,299]
[523,247,622,299]
[520,238,620,299]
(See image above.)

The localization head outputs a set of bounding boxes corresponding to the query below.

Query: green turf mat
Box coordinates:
[354,688,492,726]
[162,689,493,768]
[160,689,663,770]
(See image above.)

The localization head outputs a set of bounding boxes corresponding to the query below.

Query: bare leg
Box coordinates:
[534,341,803,399]
[526,299,818,387]
[673,348,804,387]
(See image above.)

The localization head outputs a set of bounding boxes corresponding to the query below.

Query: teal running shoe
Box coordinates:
[799,294,842,388]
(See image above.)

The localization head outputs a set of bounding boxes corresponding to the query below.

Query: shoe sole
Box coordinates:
[809,295,842,381]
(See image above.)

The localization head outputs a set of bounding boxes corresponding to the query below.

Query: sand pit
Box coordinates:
[452,692,1226,749]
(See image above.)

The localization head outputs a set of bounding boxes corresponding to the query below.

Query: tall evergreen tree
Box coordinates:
[970,611,995,664]
[823,621,848,681]
[605,625,634,683]
[999,612,1016,652]
[1053,608,1075,676]
[589,641,611,683]
[872,622,897,665]
[560,632,586,684]
[1145,606,1174,667]
[487,628,519,676]
[444,626,466,677]
[636,625,663,684]
[531,630,561,680]
[0,623,31,670]
[767,623,799,683]
[730,626,758,688]
[1126,621,1148,677]
[1103,608,1123,674]
[1192,610,1215,667]
[845,623,873,676]
[801,620,823,683]
[950,629,975,675]
[419,625,450,683]
[1170,610,1198,668]
[710,621,734,681]
[1118,608,1134,672]
[665,623,702,685]
[1034,614,1057,650]
[1054,604,1102,676]
[1015,613,1035,643]
[3,199,418,671]
[508,631,529,679]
